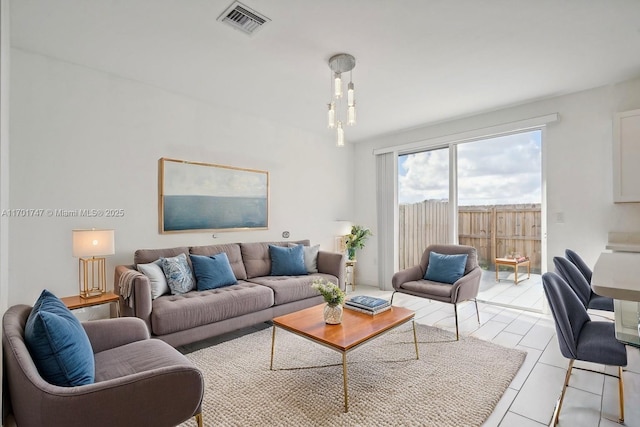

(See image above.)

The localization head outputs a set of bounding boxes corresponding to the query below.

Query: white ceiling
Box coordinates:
[10,0,640,143]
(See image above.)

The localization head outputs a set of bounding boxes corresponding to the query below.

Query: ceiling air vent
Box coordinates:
[217,1,270,36]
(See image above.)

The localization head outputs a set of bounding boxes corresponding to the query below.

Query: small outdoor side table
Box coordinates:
[495,257,530,285]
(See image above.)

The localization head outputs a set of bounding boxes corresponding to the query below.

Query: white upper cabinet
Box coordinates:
[613,109,640,202]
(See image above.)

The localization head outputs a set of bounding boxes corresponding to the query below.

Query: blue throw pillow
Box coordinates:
[424,252,468,284]
[24,289,95,387]
[190,253,238,291]
[269,244,308,276]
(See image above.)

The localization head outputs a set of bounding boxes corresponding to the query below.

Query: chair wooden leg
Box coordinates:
[618,366,624,423]
[454,304,459,341]
[553,359,574,425]
[474,299,480,324]
[195,412,203,427]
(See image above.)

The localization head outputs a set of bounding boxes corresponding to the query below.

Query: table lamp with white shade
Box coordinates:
[72,229,115,298]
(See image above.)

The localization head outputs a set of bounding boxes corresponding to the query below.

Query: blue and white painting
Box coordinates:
[160,158,269,233]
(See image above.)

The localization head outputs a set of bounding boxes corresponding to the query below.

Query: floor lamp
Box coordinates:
[72,229,115,299]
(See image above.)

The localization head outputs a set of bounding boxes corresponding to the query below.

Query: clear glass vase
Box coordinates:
[323,303,343,324]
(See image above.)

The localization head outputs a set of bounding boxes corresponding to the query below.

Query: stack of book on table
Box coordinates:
[344,295,391,315]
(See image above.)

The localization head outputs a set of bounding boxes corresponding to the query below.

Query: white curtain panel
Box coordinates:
[376,152,397,291]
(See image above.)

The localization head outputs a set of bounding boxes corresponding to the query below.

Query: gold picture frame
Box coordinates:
[158,157,269,234]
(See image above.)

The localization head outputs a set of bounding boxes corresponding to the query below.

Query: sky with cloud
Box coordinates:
[398,130,541,206]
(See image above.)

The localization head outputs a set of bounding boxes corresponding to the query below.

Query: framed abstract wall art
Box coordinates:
[159,158,269,233]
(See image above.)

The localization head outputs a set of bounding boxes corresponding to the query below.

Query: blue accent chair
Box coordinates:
[553,256,614,312]
[542,272,626,424]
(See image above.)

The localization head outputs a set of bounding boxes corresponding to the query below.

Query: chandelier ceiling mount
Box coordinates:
[327,53,356,147]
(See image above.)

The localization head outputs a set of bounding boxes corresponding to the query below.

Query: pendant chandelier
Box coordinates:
[327,53,356,147]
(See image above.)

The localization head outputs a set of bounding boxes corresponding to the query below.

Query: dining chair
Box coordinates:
[565,249,593,284]
[542,272,626,424]
[553,256,614,312]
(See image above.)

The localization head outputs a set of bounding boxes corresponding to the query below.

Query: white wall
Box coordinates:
[353,77,640,288]
[9,49,353,306]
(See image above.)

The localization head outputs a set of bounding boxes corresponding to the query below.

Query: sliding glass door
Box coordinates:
[397,130,544,311]
[397,147,450,270]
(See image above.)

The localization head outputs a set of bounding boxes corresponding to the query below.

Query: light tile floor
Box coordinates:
[350,285,639,427]
[177,282,639,427]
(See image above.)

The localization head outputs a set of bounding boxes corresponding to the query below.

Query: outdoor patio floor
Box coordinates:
[478,268,544,312]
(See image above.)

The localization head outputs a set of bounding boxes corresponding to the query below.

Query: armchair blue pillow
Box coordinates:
[269,244,308,276]
[190,253,238,290]
[424,252,468,284]
[24,289,95,387]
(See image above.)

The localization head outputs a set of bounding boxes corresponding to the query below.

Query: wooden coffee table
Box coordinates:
[270,304,418,412]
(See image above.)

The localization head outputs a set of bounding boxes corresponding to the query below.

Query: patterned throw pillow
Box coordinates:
[161,253,195,295]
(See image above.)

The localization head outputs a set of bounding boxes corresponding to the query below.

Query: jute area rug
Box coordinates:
[179,323,525,427]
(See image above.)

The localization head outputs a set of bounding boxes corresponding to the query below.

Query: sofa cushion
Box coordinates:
[248,274,336,306]
[269,244,307,276]
[135,246,190,267]
[424,252,468,284]
[161,253,195,295]
[189,243,247,280]
[24,290,95,387]
[399,280,455,302]
[190,253,238,290]
[93,338,194,382]
[150,282,274,336]
[241,240,310,279]
[137,260,170,299]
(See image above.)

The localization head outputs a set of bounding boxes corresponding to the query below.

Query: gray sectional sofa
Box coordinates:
[114,240,345,347]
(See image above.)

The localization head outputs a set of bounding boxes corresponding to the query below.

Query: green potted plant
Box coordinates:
[311,278,346,324]
[344,225,373,261]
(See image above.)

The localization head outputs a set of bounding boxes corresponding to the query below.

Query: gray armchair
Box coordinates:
[3,305,204,427]
[391,244,482,340]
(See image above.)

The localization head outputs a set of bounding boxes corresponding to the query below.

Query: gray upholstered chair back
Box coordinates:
[419,244,479,277]
[565,249,593,284]
[553,256,591,308]
[542,272,590,359]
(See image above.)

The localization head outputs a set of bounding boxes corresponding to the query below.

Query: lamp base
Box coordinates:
[78,257,107,299]
[80,289,104,299]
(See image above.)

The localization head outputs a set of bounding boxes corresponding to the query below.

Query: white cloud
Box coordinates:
[398,130,541,205]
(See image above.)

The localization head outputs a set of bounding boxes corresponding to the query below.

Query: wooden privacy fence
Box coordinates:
[399,201,542,272]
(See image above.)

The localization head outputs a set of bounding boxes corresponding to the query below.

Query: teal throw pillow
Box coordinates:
[424,252,468,284]
[190,253,238,290]
[24,289,95,387]
[161,253,195,295]
[269,244,308,276]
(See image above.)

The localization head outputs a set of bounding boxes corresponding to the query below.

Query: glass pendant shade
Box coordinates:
[347,82,355,106]
[327,102,336,128]
[334,73,342,98]
[336,121,345,147]
[347,104,356,126]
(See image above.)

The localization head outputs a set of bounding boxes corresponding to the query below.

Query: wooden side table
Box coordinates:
[60,291,121,318]
[345,260,357,292]
[495,258,530,285]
